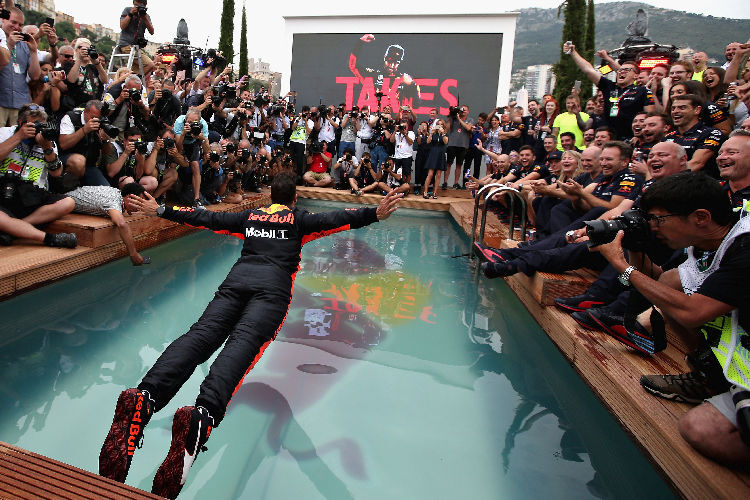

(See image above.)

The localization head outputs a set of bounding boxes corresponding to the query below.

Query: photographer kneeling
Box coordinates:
[0,104,77,247]
[146,128,188,201]
[591,170,750,465]
[101,126,157,191]
[58,100,115,187]
[303,140,333,187]
[332,147,359,191]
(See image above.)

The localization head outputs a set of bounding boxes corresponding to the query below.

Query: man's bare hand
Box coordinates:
[376,189,403,220]
[360,34,375,43]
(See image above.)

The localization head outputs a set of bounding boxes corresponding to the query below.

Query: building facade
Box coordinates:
[525,64,556,100]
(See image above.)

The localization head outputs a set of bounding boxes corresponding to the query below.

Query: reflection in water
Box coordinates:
[0,205,672,499]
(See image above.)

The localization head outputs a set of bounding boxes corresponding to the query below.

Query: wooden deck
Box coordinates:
[1,184,749,497]
[0,441,161,499]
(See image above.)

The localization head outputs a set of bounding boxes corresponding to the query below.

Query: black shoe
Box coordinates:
[640,371,727,404]
[452,183,461,190]
[193,200,205,210]
[0,231,13,246]
[99,388,155,483]
[571,309,602,331]
[152,406,213,499]
[481,261,518,279]
[587,306,625,338]
[440,182,448,190]
[44,232,77,248]
[554,294,606,313]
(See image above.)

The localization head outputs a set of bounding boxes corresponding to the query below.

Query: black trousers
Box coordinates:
[290,141,307,179]
[463,147,483,180]
[139,278,291,426]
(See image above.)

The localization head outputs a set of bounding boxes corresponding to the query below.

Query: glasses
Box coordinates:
[646,213,680,225]
[618,68,636,73]
[62,54,74,59]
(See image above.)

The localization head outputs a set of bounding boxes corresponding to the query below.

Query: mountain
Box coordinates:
[511,1,750,72]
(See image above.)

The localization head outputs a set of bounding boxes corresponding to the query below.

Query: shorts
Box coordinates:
[707,391,737,427]
[182,141,202,163]
[0,180,68,219]
[394,157,413,176]
[117,45,154,73]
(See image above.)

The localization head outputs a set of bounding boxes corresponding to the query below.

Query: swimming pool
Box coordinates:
[0,200,673,499]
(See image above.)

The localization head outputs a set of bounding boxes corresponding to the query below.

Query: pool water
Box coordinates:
[0,200,674,499]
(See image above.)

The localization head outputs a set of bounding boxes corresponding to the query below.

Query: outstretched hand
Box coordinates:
[376,189,403,220]
[125,191,160,215]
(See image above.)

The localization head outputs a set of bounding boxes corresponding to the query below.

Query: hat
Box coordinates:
[546,151,563,161]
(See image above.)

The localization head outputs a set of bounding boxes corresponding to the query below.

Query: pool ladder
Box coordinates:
[469,184,528,260]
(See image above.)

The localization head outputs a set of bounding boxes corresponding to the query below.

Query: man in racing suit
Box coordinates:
[99,171,402,498]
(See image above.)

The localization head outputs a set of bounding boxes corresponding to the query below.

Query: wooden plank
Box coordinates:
[0,442,160,499]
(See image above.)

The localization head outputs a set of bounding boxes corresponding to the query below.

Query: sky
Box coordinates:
[54,0,749,73]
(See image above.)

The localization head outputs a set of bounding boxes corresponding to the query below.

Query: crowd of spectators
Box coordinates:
[1,0,750,468]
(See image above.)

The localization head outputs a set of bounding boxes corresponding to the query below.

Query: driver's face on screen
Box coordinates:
[384,57,400,75]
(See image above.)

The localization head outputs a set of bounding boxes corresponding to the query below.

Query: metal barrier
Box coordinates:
[469,184,528,259]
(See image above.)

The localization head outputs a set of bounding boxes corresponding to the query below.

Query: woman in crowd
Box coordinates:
[703,67,729,108]
[534,97,560,161]
[422,119,449,199]
[484,114,502,161]
[527,150,582,230]
[29,62,64,120]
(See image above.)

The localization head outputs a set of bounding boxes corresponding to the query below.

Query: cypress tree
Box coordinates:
[580,0,596,99]
[552,0,588,104]
[218,0,235,68]
[239,4,248,77]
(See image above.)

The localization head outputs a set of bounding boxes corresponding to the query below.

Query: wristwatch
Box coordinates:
[618,265,636,286]
[156,204,166,217]
[43,148,55,156]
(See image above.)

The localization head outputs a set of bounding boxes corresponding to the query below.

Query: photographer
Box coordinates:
[117,0,155,75]
[369,114,393,171]
[58,99,114,187]
[146,128,187,201]
[355,106,377,159]
[332,147,359,190]
[445,105,474,189]
[103,74,150,135]
[0,104,77,248]
[101,126,156,191]
[351,152,381,195]
[173,108,209,206]
[200,143,230,204]
[147,80,182,130]
[316,105,339,154]
[64,38,107,107]
[390,119,415,189]
[303,140,333,187]
[267,103,290,151]
[379,156,411,196]
[289,106,314,181]
[591,170,750,466]
[339,106,358,156]
[0,6,41,126]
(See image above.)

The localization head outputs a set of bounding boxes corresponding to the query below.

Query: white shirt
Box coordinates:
[393,130,415,158]
[357,117,373,139]
[59,113,86,135]
[318,116,338,143]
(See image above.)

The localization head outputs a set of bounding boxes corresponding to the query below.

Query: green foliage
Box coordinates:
[55,21,77,44]
[79,28,116,60]
[244,78,270,94]
[239,5,248,76]
[23,9,47,27]
[218,0,235,64]
[553,0,590,103]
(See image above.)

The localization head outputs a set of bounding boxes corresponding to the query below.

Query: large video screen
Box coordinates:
[290,33,503,117]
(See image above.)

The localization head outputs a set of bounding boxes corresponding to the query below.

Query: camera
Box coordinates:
[87,46,99,61]
[33,121,58,141]
[99,118,120,139]
[209,151,222,163]
[127,88,141,101]
[134,139,149,155]
[449,106,461,117]
[2,170,20,201]
[157,88,172,101]
[189,121,202,136]
[344,152,352,161]
[584,209,651,251]
[239,148,251,161]
[20,32,32,43]
[398,123,406,131]
[309,141,322,154]
[136,4,148,15]
[163,137,176,149]
[134,37,148,49]
[213,83,231,101]
[224,142,236,154]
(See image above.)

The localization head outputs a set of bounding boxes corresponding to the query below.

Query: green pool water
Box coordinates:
[0,200,674,499]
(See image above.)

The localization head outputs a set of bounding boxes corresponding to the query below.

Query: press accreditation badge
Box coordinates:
[13,63,22,74]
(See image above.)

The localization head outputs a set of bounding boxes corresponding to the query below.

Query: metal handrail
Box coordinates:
[479,186,526,245]
[469,183,506,255]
